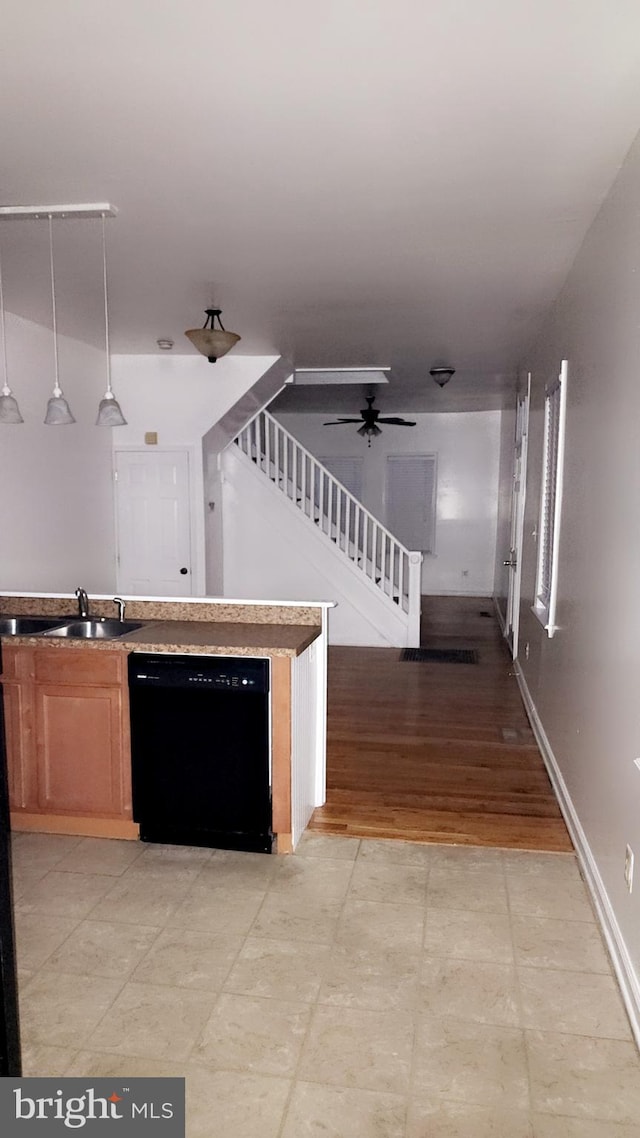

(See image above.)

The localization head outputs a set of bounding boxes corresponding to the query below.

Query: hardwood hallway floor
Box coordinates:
[308,597,573,851]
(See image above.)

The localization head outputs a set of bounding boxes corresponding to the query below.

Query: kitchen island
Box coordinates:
[0,593,330,853]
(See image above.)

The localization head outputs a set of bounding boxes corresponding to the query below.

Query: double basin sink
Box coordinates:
[0,616,143,641]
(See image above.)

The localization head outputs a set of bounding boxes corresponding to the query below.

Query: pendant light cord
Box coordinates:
[0,237,9,392]
[48,215,61,394]
[101,212,112,394]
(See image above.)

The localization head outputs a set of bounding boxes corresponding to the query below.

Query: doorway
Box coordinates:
[114,450,193,596]
[505,379,530,659]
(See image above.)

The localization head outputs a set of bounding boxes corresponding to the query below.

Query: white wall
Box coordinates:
[275,410,501,596]
[504,128,640,1034]
[111,352,278,595]
[0,313,115,592]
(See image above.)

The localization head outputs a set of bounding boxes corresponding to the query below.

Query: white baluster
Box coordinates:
[292,440,298,505]
[271,423,279,484]
[301,452,307,515]
[265,413,271,477]
[397,548,404,608]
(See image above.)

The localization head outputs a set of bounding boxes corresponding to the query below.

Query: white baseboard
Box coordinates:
[515,663,640,1049]
[493,594,507,636]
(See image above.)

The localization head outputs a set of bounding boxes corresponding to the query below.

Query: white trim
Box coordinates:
[515,662,640,1049]
[493,594,507,636]
[0,589,335,609]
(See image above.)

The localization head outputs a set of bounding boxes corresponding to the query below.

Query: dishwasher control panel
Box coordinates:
[128,654,269,694]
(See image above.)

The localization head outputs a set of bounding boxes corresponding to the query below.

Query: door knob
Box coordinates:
[179,567,188,575]
[503,559,517,567]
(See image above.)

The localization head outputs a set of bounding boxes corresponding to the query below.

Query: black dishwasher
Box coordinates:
[128,653,273,853]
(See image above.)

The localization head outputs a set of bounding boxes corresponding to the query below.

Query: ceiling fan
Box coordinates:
[323,395,416,446]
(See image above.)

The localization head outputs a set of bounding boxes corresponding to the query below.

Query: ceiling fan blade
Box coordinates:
[323,418,363,425]
[378,417,417,426]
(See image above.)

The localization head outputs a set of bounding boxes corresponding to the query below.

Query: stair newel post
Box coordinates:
[407,551,423,646]
[345,496,351,555]
[362,510,368,570]
[397,547,404,608]
[327,474,333,539]
[336,484,342,550]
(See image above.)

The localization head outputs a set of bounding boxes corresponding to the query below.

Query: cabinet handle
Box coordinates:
[179,567,189,575]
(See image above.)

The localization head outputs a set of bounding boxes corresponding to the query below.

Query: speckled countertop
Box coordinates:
[120,620,320,657]
[1,620,319,658]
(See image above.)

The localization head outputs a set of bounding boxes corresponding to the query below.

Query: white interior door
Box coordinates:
[115,449,193,596]
[506,379,530,658]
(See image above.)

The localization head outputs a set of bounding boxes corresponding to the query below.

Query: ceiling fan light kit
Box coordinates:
[430,365,456,388]
[324,394,416,446]
[185,308,240,363]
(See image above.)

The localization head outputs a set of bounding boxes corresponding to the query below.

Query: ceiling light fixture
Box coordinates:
[430,365,455,388]
[0,202,119,426]
[0,235,23,424]
[156,338,174,351]
[95,213,126,426]
[43,215,75,425]
[185,308,240,363]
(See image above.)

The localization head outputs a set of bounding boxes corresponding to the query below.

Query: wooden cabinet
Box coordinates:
[1,647,37,812]
[1,644,135,838]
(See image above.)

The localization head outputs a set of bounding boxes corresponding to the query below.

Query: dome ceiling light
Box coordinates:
[430,365,456,388]
[185,308,240,363]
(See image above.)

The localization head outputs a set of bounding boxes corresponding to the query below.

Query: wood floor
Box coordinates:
[308,596,573,851]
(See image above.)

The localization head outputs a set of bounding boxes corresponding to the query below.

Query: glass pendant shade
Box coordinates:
[95,213,126,426]
[185,308,240,363]
[44,385,76,425]
[96,391,127,426]
[0,385,23,423]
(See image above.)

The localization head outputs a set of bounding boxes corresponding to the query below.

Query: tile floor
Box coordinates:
[10,830,640,1137]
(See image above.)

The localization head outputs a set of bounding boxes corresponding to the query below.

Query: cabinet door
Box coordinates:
[35,684,127,817]
[2,682,37,811]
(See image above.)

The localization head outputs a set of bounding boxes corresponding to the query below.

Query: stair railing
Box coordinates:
[235,410,422,623]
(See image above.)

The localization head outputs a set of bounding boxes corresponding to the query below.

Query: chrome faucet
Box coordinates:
[113,596,126,622]
[75,587,90,618]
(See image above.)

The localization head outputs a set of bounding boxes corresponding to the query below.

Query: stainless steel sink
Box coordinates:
[42,619,143,640]
[0,616,73,635]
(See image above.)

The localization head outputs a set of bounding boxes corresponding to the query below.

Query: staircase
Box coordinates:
[232,410,422,646]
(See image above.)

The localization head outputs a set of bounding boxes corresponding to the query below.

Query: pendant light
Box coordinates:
[95,212,126,426]
[44,215,75,425]
[0,236,24,423]
[185,308,240,363]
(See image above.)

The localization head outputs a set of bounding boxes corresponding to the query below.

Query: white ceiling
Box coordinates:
[2,1,640,412]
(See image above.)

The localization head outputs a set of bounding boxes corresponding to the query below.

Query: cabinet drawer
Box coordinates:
[34,648,125,686]
[0,644,35,682]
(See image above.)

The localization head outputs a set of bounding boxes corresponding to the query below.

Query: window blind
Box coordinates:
[386,455,437,552]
